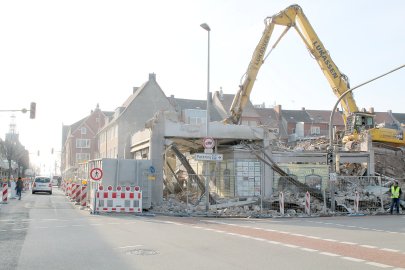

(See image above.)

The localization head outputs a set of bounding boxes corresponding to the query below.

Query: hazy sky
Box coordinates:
[1,0,404,169]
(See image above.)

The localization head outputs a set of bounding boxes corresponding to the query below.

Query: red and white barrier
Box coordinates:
[1,183,8,204]
[80,185,88,207]
[23,181,30,191]
[279,191,284,215]
[305,191,311,215]
[354,191,360,213]
[96,185,142,213]
[70,184,80,201]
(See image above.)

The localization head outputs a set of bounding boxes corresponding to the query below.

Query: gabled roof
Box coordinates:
[168,97,223,122]
[392,113,405,125]
[214,93,260,118]
[282,110,312,123]
[374,111,394,125]
[102,111,114,119]
[255,107,279,128]
[306,109,344,126]
[69,117,87,135]
[101,73,169,132]
[121,82,148,108]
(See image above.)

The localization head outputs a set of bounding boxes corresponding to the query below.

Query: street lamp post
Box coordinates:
[200,22,211,212]
[328,64,405,211]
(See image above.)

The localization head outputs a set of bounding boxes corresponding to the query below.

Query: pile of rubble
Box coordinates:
[155,137,404,217]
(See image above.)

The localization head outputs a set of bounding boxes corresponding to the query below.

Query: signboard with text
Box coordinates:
[195,153,223,161]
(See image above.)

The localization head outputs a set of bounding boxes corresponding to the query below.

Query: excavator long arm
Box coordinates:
[224,4,358,125]
[224,20,276,124]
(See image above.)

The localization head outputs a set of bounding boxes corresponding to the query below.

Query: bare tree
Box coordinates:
[0,138,27,185]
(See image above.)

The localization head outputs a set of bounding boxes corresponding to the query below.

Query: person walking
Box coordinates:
[390,180,402,215]
[15,177,23,200]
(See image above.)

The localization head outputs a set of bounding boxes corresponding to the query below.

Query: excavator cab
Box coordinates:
[344,112,375,139]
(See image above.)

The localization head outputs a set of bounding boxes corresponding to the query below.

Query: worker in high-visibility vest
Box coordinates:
[390,181,402,215]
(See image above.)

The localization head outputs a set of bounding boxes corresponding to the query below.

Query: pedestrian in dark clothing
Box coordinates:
[15,177,23,200]
[390,181,402,215]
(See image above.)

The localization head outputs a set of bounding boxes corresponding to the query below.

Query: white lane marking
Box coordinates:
[55,225,67,228]
[90,224,102,226]
[0,230,7,232]
[340,241,357,245]
[72,224,84,227]
[291,233,305,237]
[115,245,143,249]
[342,257,365,263]
[300,248,318,252]
[204,220,405,255]
[323,239,338,242]
[320,252,340,257]
[283,244,299,248]
[365,262,391,268]
[381,248,400,252]
[11,228,28,231]
[360,245,377,249]
[124,222,137,225]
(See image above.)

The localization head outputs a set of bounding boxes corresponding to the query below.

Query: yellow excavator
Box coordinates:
[224,4,405,147]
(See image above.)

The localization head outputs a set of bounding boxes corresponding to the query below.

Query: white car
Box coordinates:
[32,176,52,195]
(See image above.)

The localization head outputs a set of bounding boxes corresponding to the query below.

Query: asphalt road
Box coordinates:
[1,188,404,270]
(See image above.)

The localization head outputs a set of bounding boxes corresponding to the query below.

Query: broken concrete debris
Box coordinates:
[155,137,404,217]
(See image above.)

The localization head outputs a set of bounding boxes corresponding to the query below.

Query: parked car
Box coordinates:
[32,176,52,195]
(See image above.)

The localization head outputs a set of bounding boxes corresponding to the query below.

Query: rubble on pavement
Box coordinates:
[154,137,404,217]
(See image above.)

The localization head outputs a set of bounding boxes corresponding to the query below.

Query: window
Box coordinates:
[76,139,90,148]
[241,120,258,126]
[81,127,86,134]
[134,147,149,160]
[310,126,320,135]
[76,153,90,163]
[184,109,206,124]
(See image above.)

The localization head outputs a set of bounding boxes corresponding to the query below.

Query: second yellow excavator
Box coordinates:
[224,4,405,147]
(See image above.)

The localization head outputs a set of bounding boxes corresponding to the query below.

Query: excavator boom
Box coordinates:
[225,4,405,147]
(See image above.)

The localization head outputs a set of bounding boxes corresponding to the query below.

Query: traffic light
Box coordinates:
[326,149,334,165]
[30,102,36,119]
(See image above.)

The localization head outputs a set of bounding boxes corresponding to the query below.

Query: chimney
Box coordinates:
[274,105,282,121]
[369,107,374,114]
[301,107,305,111]
[219,87,224,100]
[170,94,174,98]
[149,73,156,81]
[335,107,340,112]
